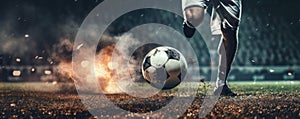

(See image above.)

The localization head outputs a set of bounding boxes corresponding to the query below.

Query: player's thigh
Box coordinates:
[216,0,241,29]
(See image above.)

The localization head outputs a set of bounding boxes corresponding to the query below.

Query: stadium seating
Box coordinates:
[1,7,299,81]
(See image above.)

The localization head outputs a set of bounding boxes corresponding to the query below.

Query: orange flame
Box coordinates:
[55,44,128,93]
[95,45,122,93]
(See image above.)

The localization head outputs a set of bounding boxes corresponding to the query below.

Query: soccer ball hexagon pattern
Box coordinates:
[142,46,187,90]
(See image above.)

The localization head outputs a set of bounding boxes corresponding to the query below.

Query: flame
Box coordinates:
[95,45,123,93]
[55,44,130,93]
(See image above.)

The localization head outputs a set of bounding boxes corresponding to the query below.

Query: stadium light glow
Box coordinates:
[16,58,21,62]
[35,56,43,60]
[31,67,36,72]
[44,70,52,75]
[25,34,29,38]
[12,70,21,77]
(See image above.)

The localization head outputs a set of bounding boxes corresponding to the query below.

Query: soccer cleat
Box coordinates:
[214,85,237,97]
[183,21,196,38]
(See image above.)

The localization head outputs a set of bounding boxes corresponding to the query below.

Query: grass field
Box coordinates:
[0,81,299,118]
[230,81,300,93]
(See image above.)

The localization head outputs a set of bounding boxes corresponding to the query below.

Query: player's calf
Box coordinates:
[183,21,196,38]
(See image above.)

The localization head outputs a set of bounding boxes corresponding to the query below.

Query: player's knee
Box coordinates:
[221,19,239,43]
[184,6,205,27]
[221,19,239,32]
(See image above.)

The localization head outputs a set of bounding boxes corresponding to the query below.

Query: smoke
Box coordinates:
[0,32,36,56]
[0,1,89,59]
[0,1,157,94]
[51,32,150,93]
[0,3,37,56]
[0,1,172,93]
[51,38,74,63]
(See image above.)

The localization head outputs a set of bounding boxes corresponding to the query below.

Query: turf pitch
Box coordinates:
[0,81,299,118]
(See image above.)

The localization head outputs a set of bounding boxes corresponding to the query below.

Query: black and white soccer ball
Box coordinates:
[142,46,187,90]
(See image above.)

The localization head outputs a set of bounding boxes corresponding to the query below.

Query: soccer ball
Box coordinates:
[141,46,187,90]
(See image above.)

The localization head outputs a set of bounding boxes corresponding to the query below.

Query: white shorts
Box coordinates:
[182,0,242,34]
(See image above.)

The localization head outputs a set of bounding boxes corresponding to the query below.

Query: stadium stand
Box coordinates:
[0,1,299,82]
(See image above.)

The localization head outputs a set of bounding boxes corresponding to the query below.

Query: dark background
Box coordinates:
[0,0,300,81]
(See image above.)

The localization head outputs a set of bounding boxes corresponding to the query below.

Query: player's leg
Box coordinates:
[182,0,208,38]
[214,0,241,96]
[214,26,238,96]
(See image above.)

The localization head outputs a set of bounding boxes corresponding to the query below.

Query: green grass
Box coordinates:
[0,81,299,94]
[229,81,300,92]
[0,82,75,92]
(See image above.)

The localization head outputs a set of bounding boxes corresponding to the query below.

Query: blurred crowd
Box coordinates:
[236,8,299,66]
[109,8,300,67]
[1,8,298,67]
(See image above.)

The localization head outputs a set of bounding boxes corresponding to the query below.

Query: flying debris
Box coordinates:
[24,34,30,38]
